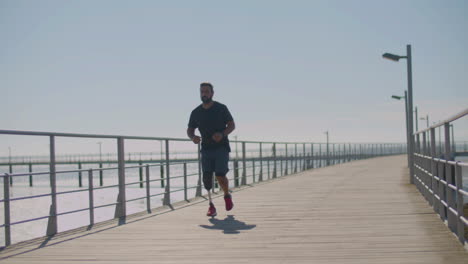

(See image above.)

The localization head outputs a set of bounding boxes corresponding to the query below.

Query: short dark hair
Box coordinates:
[200,82,214,92]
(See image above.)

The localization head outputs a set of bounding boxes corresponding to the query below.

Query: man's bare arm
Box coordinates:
[187,127,195,139]
[187,127,200,144]
[223,121,235,137]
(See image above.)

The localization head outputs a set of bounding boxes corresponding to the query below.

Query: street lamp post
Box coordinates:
[391,91,410,167]
[383,44,415,184]
[414,107,418,131]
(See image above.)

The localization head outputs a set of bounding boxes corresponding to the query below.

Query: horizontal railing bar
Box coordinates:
[93,184,120,191]
[415,107,468,134]
[0,129,190,142]
[56,188,89,196]
[461,216,468,227]
[56,207,89,217]
[448,207,458,217]
[1,192,52,203]
[459,189,468,197]
[148,193,165,198]
[126,196,147,203]
[125,181,145,187]
[9,215,50,226]
[0,129,407,145]
[93,202,119,210]
[1,163,158,178]
[148,178,164,184]
[167,188,187,194]
[448,184,457,191]
[170,175,191,180]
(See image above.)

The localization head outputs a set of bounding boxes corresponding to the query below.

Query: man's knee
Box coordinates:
[203,172,213,190]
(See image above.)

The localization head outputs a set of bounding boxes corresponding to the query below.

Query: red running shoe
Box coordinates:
[224,194,234,211]
[207,202,217,217]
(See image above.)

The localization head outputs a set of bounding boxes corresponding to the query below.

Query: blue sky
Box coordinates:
[1,0,467,155]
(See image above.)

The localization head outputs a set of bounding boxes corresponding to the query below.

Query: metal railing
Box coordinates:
[0,129,405,247]
[412,108,468,245]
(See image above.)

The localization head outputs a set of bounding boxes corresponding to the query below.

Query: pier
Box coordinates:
[1,155,467,263]
[0,108,467,263]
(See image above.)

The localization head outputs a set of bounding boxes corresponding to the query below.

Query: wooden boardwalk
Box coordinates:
[1,155,467,263]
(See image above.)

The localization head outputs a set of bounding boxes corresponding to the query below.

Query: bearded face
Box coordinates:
[200,86,213,104]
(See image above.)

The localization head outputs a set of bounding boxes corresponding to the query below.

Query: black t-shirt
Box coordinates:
[188,101,234,152]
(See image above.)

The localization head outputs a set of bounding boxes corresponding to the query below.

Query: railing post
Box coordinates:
[252,157,255,183]
[359,144,362,160]
[280,146,283,176]
[196,143,202,196]
[114,137,126,219]
[444,123,456,231]
[163,139,171,206]
[267,144,271,180]
[3,173,11,247]
[241,142,247,185]
[46,135,58,236]
[409,133,416,184]
[29,163,33,187]
[88,169,94,226]
[145,165,151,212]
[455,162,465,244]
[234,160,239,187]
[184,163,187,201]
[317,144,321,167]
[160,164,165,188]
[284,143,288,175]
[430,128,438,213]
[422,133,428,201]
[311,143,314,169]
[342,144,345,163]
[259,142,263,182]
[213,169,218,191]
[349,143,352,161]
[272,143,277,179]
[139,161,143,188]
[294,143,298,173]
[332,144,335,165]
[99,162,103,187]
[9,164,12,186]
[302,144,306,171]
[326,142,330,166]
[78,162,82,187]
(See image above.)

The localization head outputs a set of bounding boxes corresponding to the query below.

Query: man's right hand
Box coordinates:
[192,136,201,144]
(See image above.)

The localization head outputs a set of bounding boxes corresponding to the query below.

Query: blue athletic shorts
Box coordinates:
[201,147,230,174]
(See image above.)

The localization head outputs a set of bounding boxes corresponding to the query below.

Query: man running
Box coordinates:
[187,82,236,217]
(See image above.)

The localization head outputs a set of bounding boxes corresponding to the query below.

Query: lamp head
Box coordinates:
[391,95,404,100]
[383,53,402,62]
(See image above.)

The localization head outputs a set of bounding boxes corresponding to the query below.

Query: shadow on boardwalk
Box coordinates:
[200,215,256,234]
